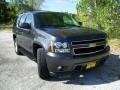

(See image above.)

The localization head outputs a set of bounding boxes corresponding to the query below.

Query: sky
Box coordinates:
[41,0,78,14]
[6,0,79,14]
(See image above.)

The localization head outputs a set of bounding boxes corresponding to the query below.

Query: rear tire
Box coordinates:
[37,48,51,80]
[14,38,23,55]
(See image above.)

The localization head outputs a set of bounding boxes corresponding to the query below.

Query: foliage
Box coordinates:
[76,0,120,39]
[11,0,44,10]
[0,0,9,22]
[0,0,44,23]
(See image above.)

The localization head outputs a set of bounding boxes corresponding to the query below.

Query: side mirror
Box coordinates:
[78,22,82,26]
[21,23,31,29]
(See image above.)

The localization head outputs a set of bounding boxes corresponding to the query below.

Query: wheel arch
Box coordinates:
[33,43,44,59]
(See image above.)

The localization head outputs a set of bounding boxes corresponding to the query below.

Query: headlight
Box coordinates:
[55,42,68,49]
[49,42,70,53]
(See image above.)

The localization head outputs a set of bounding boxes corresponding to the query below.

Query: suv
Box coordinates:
[13,11,110,80]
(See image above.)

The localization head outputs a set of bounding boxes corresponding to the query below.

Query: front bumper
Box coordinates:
[46,46,110,72]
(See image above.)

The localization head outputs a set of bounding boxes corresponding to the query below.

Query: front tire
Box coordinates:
[14,38,22,55]
[98,59,107,67]
[37,48,51,80]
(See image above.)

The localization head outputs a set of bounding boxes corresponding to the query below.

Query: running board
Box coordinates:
[19,48,37,62]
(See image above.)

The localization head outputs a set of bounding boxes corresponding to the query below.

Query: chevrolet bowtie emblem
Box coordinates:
[89,43,96,47]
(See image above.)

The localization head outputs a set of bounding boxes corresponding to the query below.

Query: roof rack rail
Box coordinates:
[19,10,75,15]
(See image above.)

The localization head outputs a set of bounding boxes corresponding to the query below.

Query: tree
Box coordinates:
[0,0,44,23]
[25,0,44,10]
[76,0,120,38]
[11,0,44,10]
[0,0,9,22]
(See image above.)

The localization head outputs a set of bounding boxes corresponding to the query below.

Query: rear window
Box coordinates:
[18,14,26,27]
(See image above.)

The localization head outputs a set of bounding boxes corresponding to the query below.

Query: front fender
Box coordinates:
[33,36,53,52]
[34,29,56,51]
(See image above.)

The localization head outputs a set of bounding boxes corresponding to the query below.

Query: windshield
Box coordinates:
[34,13,80,28]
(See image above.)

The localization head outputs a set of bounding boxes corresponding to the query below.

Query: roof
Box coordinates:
[21,10,74,15]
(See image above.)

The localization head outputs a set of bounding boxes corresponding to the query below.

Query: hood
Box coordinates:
[43,27,107,41]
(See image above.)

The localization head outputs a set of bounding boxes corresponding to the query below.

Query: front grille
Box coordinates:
[71,38,106,55]
[73,45,105,55]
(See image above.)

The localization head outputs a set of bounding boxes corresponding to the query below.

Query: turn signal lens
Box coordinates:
[49,42,55,53]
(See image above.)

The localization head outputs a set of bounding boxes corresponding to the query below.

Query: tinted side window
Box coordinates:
[25,14,33,24]
[18,14,26,27]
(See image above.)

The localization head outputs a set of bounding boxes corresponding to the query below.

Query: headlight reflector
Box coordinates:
[54,42,62,48]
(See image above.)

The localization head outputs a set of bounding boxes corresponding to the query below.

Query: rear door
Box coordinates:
[17,14,27,48]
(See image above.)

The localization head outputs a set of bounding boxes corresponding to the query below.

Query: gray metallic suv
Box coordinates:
[13,11,110,80]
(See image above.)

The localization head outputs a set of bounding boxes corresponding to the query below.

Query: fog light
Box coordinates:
[57,66,63,71]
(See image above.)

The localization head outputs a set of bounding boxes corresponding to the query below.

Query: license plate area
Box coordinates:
[86,61,96,69]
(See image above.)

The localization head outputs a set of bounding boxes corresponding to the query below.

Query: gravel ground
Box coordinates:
[0,31,120,90]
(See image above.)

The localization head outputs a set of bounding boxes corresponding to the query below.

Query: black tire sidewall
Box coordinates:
[37,48,50,79]
[97,59,107,67]
[14,38,21,55]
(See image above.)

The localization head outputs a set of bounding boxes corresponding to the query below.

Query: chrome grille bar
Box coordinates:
[71,38,106,46]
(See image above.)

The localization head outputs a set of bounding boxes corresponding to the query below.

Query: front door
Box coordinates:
[21,13,34,53]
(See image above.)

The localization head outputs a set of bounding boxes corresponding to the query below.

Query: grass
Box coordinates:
[0,23,13,31]
[109,39,120,53]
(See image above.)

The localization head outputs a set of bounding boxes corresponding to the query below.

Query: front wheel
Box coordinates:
[97,59,107,67]
[37,48,51,80]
